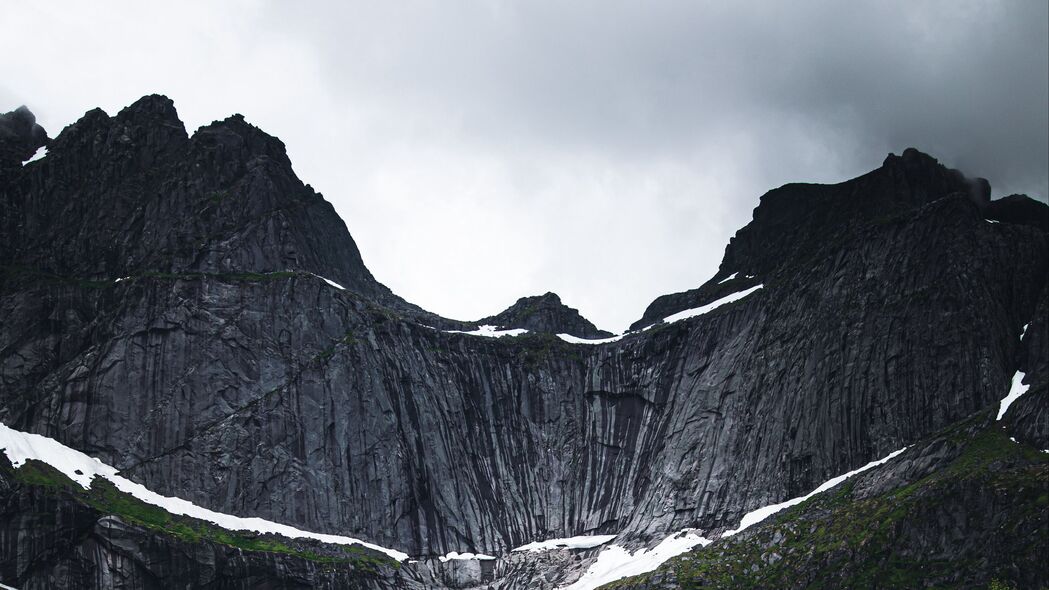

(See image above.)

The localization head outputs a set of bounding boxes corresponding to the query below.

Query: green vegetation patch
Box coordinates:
[601,425,1048,590]
[511,332,582,367]
[0,265,112,289]
[7,459,396,572]
[314,330,358,363]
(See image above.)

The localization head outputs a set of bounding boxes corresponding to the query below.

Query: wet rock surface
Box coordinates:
[1,96,1047,588]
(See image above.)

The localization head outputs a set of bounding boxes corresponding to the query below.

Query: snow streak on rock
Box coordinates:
[997,371,1031,421]
[0,423,409,561]
[717,272,739,284]
[446,325,529,338]
[438,551,497,562]
[649,284,763,328]
[562,446,909,589]
[556,333,625,345]
[722,446,909,537]
[308,272,346,290]
[21,145,46,165]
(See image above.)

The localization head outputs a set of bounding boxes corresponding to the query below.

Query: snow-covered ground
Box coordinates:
[646,284,763,329]
[438,551,497,562]
[436,275,765,345]
[558,282,764,345]
[513,534,617,552]
[561,445,909,589]
[560,530,712,590]
[446,325,529,338]
[0,423,409,561]
[556,333,625,345]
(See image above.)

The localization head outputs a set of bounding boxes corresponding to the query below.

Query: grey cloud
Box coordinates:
[265,1,1046,192]
[2,1,1046,331]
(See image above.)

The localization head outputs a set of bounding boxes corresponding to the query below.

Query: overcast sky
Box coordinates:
[3,1,1046,332]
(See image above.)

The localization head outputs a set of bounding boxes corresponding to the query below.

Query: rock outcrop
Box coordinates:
[0,106,47,174]
[1,96,1046,588]
[476,292,613,338]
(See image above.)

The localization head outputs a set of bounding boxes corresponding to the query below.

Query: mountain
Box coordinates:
[476,292,614,339]
[0,96,1045,589]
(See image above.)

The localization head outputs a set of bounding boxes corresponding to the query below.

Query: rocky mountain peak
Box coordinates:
[42,95,189,173]
[2,96,1047,588]
[116,94,184,129]
[192,113,292,170]
[985,194,1049,232]
[882,146,991,206]
[0,95,409,313]
[477,291,613,338]
[630,147,1040,331]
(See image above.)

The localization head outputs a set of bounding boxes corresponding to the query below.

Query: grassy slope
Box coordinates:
[3,457,397,572]
[602,419,1048,589]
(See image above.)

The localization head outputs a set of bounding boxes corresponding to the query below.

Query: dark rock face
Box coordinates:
[476,292,613,338]
[630,147,1006,331]
[1,97,1047,588]
[0,95,438,324]
[986,194,1049,233]
[1006,287,1049,449]
[0,106,47,173]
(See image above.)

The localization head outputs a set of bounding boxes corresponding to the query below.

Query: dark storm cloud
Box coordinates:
[2,1,1046,331]
[265,0,1047,196]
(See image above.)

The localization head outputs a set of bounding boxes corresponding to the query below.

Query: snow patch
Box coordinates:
[0,422,409,561]
[985,219,1000,224]
[560,530,712,590]
[996,371,1030,421]
[307,273,345,290]
[446,325,529,338]
[644,284,764,330]
[22,146,47,165]
[1020,323,1030,340]
[513,534,617,552]
[556,333,624,345]
[717,272,739,284]
[438,551,497,562]
[722,446,909,538]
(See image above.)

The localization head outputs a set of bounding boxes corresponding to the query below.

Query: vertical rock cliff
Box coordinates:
[1,96,1045,588]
